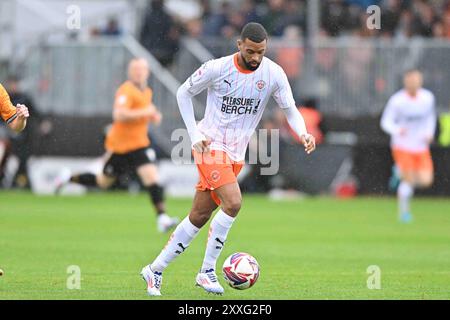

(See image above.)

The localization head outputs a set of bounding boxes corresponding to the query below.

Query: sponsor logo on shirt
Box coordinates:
[221,96,262,115]
[403,114,428,122]
[224,79,232,88]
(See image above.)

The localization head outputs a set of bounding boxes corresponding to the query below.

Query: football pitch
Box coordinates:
[0,191,449,300]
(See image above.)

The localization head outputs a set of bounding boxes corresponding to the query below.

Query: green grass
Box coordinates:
[0,191,449,300]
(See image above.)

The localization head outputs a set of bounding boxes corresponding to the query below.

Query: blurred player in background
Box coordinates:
[0,82,30,184]
[56,58,179,233]
[141,22,316,296]
[1,82,29,132]
[6,75,53,188]
[381,69,436,223]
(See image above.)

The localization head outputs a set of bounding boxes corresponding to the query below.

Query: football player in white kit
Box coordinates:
[381,69,436,223]
[141,22,316,296]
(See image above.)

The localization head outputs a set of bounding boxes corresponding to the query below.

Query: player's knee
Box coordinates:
[97,181,111,190]
[97,175,114,189]
[222,198,242,217]
[189,209,213,228]
[138,165,158,186]
[418,175,433,188]
[140,174,158,187]
[401,173,415,185]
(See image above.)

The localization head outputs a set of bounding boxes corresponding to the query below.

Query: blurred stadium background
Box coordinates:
[1,0,450,197]
[1,0,450,300]
[0,0,449,196]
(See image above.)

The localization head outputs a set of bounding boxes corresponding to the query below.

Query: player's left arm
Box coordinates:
[272,67,316,154]
[148,103,162,125]
[424,94,437,144]
[0,84,29,133]
[8,104,29,132]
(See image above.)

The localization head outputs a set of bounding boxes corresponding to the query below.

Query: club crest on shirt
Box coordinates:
[256,80,266,91]
[189,63,207,87]
[117,95,127,105]
[193,68,203,80]
[210,170,221,183]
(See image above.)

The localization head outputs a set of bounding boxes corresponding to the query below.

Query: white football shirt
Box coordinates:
[381,88,436,152]
[180,53,303,161]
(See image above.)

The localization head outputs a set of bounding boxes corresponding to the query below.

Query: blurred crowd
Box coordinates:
[323,0,450,38]
[135,0,450,66]
[86,0,450,66]
[198,0,450,39]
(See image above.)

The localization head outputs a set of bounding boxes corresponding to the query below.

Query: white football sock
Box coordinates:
[398,181,414,215]
[151,216,200,273]
[201,209,236,272]
[157,213,170,224]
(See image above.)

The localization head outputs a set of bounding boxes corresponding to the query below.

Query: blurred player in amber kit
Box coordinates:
[381,70,436,223]
[6,75,53,188]
[0,82,29,183]
[56,58,179,233]
[0,82,29,132]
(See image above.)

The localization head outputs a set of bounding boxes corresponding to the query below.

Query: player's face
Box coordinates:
[238,38,267,71]
[128,60,150,87]
[403,71,423,94]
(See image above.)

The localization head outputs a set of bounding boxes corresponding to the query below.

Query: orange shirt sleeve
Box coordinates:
[0,83,17,124]
[114,84,133,110]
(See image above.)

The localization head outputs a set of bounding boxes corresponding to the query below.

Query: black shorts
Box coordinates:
[103,147,157,177]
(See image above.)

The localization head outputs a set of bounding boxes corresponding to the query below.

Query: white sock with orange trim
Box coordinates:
[201,209,236,272]
[150,216,200,273]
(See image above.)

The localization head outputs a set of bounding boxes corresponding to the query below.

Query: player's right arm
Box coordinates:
[381,95,403,136]
[113,89,154,122]
[176,60,215,153]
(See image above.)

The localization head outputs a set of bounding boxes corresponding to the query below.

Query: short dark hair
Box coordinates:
[404,68,421,75]
[240,22,268,43]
